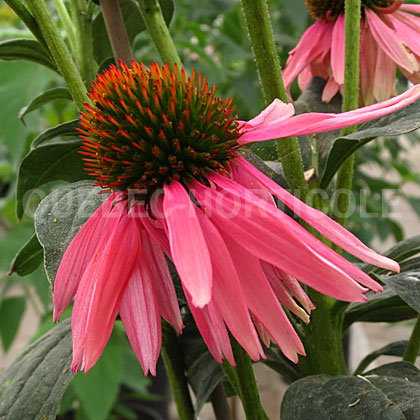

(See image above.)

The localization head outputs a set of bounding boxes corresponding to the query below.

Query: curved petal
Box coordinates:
[331,14,346,85]
[53,194,115,322]
[238,84,420,143]
[322,76,340,103]
[163,181,212,307]
[389,12,420,57]
[235,157,399,273]
[374,47,397,102]
[120,262,161,376]
[360,22,378,105]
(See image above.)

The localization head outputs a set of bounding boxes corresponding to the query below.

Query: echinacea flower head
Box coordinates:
[284,0,420,104]
[54,61,420,375]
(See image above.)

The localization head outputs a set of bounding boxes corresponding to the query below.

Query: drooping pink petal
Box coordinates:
[141,229,183,332]
[195,208,263,360]
[221,232,305,363]
[53,194,115,322]
[365,9,419,73]
[374,47,397,102]
[322,76,340,103]
[252,315,271,348]
[399,3,420,14]
[331,14,345,85]
[194,179,368,302]
[298,66,313,92]
[389,12,420,57]
[283,20,333,91]
[235,157,399,273]
[238,84,420,143]
[360,22,378,105]
[163,181,212,308]
[71,204,140,372]
[120,262,161,376]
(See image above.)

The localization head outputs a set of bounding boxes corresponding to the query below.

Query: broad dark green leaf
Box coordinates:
[381,272,420,313]
[9,233,43,276]
[0,297,26,352]
[16,140,90,219]
[320,97,420,188]
[344,287,417,330]
[31,119,79,148]
[281,364,420,420]
[179,316,225,414]
[0,318,74,420]
[35,181,105,284]
[400,257,420,273]
[92,0,174,64]
[70,331,124,420]
[353,340,409,376]
[19,87,73,124]
[0,38,57,72]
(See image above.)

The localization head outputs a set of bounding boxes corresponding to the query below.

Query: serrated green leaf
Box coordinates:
[0,38,57,72]
[9,233,43,276]
[320,98,420,188]
[353,340,410,376]
[34,181,105,284]
[381,272,420,313]
[93,0,174,64]
[16,140,90,219]
[0,318,74,420]
[0,297,26,352]
[19,87,73,124]
[31,119,79,148]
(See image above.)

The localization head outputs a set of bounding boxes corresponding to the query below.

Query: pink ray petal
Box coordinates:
[53,194,116,322]
[252,315,271,348]
[194,180,368,302]
[389,12,420,57]
[360,22,378,106]
[399,3,420,14]
[374,47,397,102]
[331,14,345,85]
[221,233,304,363]
[235,157,399,273]
[120,261,162,376]
[365,9,419,73]
[322,76,340,103]
[195,207,264,360]
[238,84,420,143]
[298,66,313,92]
[163,181,212,308]
[141,229,183,332]
[71,205,140,372]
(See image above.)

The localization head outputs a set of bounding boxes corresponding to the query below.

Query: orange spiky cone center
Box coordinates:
[79,61,241,195]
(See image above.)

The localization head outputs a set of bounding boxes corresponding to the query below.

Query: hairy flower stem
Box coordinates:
[222,340,269,420]
[52,0,77,55]
[137,0,182,68]
[240,0,307,195]
[210,382,233,420]
[69,0,96,86]
[161,323,194,420]
[332,0,361,226]
[100,0,134,65]
[26,0,86,110]
[403,314,420,363]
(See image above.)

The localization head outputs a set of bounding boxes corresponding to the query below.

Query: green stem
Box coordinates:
[99,0,134,65]
[26,0,87,110]
[69,0,96,86]
[299,291,348,376]
[137,0,182,68]
[332,0,361,226]
[403,314,420,363]
[210,382,232,420]
[161,323,194,420]
[222,340,268,420]
[240,0,306,196]
[52,0,77,55]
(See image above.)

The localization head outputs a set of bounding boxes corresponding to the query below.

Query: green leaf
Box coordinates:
[0,318,74,420]
[0,297,26,352]
[92,0,174,64]
[280,365,420,420]
[9,233,43,276]
[19,87,73,124]
[35,181,105,284]
[16,140,90,219]
[353,340,410,376]
[31,119,79,148]
[180,315,225,414]
[344,287,417,330]
[0,38,57,72]
[381,272,420,313]
[71,330,124,420]
[261,347,300,383]
[320,98,420,188]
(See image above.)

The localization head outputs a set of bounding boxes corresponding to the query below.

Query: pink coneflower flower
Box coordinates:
[283,0,420,104]
[53,61,420,374]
